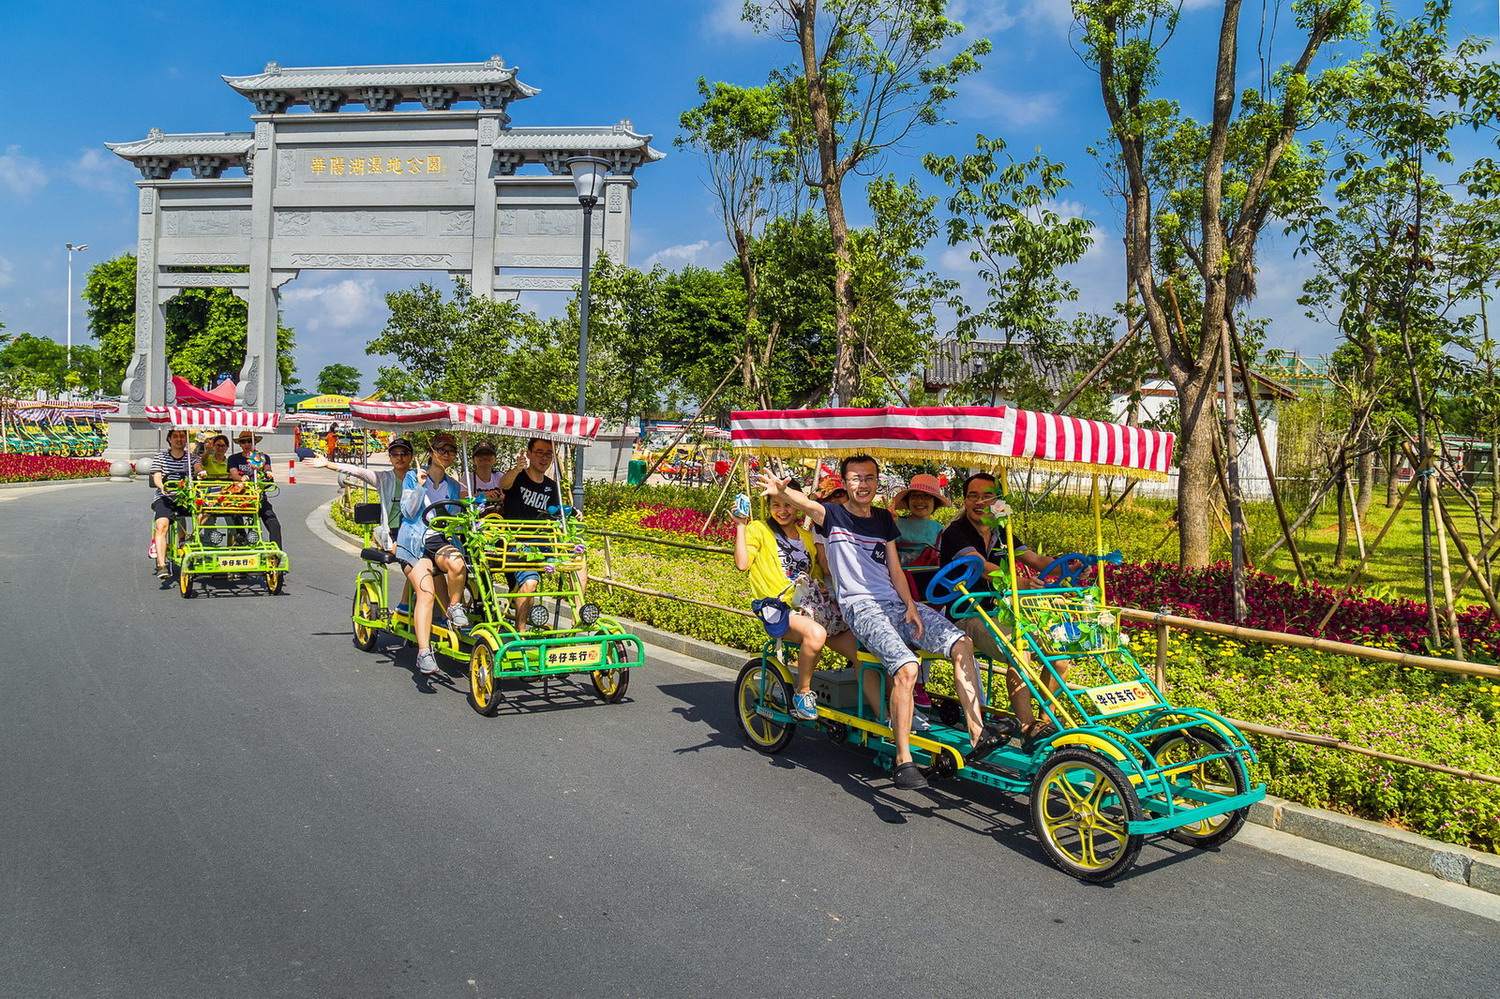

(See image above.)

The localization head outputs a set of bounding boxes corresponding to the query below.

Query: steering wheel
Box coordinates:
[925,554,984,605]
[1037,553,1092,586]
[1036,550,1123,586]
[419,499,470,533]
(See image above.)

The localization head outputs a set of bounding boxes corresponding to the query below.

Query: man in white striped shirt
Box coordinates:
[150,427,201,578]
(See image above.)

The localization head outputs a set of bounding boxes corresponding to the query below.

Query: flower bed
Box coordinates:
[0,453,110,483]
[1109,561,1500,664]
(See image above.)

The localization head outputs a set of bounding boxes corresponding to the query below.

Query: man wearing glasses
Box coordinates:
[761,455,1010,791]
[498,438,565,627]
[938,472,1060,749]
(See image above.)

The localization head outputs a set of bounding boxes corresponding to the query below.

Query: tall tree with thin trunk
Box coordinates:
[1073,0,1365,567]
[744,0,988,404]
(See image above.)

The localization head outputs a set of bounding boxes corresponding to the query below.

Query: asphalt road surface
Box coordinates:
[3,477,1497,999]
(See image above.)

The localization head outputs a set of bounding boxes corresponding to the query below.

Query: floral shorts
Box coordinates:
[795,577,849,638]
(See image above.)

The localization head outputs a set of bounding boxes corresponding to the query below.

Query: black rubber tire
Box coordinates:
[352,583,380,652]
[468,642,502,717]
[1149,728,1250,848]
[733,658,795,754]
[1030,746,1145,883]
[591,668,630,703]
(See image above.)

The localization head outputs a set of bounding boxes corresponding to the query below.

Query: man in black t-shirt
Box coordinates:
[227,430,283,548]
[937,472,1059,746]
[498,437,569,626]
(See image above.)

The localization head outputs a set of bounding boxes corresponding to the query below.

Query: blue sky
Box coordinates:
[0,0,1496,392]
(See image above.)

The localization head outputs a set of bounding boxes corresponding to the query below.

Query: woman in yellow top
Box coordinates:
[731,479,858,720]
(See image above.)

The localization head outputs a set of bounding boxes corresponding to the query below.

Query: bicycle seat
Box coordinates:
[360,547,397,565]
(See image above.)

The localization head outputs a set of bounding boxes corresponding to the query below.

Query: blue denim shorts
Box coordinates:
[841,598,965,675]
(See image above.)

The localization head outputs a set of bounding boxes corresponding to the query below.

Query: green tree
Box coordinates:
[369,279,583,414]
[1293,0,1497,628]
[743,0,989,405]
[83,254,298,390]
[315,363,362,396]
[1074,0,1366,569]
[925,134,1107,410]
[678,78,797,406]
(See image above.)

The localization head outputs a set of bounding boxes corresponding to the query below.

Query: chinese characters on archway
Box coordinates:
[309,154,445,178]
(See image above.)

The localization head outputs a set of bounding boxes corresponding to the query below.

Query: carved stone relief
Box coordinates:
[495,275,582,291]
[496,253,582,268]
[606,239,624,262]
[139,188,156,214]
[478,117,500,144]
[287,253,451,268]
[162,210,251,238]
[166,253,244,265]
[607,185,624,213]
[439,210,474,236]
[158,272,251,290]
[255,121,271,148]
[124,351,148,413]
[277,211,311,237]
[277,149,294,187]
[458,149,477,185]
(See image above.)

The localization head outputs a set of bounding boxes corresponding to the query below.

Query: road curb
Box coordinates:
[309,512,1500,895]
[0,475,117,490]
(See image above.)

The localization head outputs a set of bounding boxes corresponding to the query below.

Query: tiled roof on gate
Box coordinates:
[492,123,664,175]
[221,58,538,112]
[105,130,254,158]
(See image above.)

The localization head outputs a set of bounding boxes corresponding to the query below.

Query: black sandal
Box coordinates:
[1022,721,1058,752]
[893,761,929,790]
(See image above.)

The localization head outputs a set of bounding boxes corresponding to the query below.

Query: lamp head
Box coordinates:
[564,156,611,207]
[67,242,89,252]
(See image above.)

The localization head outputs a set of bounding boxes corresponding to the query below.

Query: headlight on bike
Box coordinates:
[528,605,551,627]
[579,602,601,626]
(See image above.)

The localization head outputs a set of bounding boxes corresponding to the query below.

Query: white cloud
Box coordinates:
[279,276,385,335]
[644,239,730,269]
[958,78,1063,128]
[0,255,13,288]
[949,0,1019,36]
[0,145,48,198]
[70,148,129,193]
[703,0,759,39]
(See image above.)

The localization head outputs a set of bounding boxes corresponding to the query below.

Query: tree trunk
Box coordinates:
[1334,465,1348,568]
[1174,373,1219,567]
[1356,448,1374,519]
[1386,441,1400,507]
[791,1,859,406]
[734,230,762,403]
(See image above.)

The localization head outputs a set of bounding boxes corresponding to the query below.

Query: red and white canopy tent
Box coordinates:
[729,405,1173,481]
[348,400,602,446]
[144,406,282,431]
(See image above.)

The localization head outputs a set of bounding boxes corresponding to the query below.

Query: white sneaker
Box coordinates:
[912,708,932,732]
[416,649,440,675]
[446,603,471,630]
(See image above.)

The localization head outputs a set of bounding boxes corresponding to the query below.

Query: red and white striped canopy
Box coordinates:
[730,406,1174,481]
[350,400,601,446]
[144,406,281,430]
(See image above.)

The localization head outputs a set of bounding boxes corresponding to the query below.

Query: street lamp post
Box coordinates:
[563,156,610,515]
[65,242,89,397]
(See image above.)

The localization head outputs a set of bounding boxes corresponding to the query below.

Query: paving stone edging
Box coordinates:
[0,475,117,490]
[319,512,1500,896]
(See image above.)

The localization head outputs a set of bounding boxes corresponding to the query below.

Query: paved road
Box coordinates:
[3,478,1497,999]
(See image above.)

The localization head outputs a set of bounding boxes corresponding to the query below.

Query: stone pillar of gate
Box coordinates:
[104,187,170,461]
[238,119,280,414]
[468,111,503,298]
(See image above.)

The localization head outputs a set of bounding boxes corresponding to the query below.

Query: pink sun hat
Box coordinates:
[892,473,952,510]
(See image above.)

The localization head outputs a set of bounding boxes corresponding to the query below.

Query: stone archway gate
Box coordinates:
[104,58,660,457]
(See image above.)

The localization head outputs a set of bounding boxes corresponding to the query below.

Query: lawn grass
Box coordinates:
[1256,487,1498,608]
